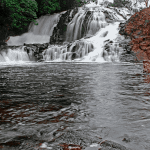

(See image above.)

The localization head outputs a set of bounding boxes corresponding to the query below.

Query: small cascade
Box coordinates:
[102,41,120,62]
[0,46,33,62]
[43,40,94,61]
[81,22,123,62]
[97,0,114,5]
[28,14,60,35]
[65,8,87,42]
[7,14,60,46]
[65,8,107,42]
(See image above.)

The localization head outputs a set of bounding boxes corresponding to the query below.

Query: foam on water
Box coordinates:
[0,46,32,63]
[81,22,122,62]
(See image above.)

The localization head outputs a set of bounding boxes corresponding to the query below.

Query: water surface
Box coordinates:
[0,62,150,150]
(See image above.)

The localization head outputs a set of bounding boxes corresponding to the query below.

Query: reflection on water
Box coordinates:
[0,62,150,150]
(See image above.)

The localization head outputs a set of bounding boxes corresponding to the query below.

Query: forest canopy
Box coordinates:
[0,0,83,40]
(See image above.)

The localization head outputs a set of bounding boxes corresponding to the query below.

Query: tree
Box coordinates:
[0,0,38,40]
[37,0,60,16]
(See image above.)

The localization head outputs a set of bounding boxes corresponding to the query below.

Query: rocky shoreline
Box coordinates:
[0,131,132,150]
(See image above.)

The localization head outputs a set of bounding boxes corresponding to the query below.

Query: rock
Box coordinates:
[84,147,100,150]
[100,31,108,37]
[143,60,150,73]
[23,43,49,61]
[122,134,131,143]
[122,7,150,62]
[119,23,127,36]
[122,138,130,143]
[50,8,78,44]
[81,11,92,37]
[100,140,131,150]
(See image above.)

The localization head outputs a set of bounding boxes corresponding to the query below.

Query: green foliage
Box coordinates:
[145,20,149,23]
[63,26,67,31]
[0,0,87,41]
[76,0,81,3]
[0,0,38,30]
[38,0,60,15]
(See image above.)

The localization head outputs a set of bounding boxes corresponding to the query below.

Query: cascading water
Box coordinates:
[97,0,114,5]
[44,1,130,62]
[2,0,133,63]
[7,13,61,46]
[0,46,32,63]
[43,40,94,62]
[65,8,107,42]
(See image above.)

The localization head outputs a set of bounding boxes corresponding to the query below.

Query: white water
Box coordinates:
[43,40,94,62]
[65,7,107,42]
[2,0,145,63]
[82,22,123,62]
[7,14,60,46]
[43,2,130,63]
[97,0,114,5]
[0,46,31,63]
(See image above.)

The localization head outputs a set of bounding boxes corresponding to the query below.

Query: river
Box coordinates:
[0,62,150,150]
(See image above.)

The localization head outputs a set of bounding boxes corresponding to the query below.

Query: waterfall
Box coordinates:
[65,8,106,42]
[43,40,94,62]
[43,21,123,62]
[97,0,114,5]
[7,13,60,46]
[0,46,33,63]
[2,0,133,63]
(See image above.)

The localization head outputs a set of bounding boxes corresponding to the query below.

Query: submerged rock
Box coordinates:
[100,140,131,150]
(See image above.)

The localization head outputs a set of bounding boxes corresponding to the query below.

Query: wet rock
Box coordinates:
[119,23,126,36]
[50,8,78,45]
[81,11,92,37]
[119,7,150,63]
[122,134,131,143]
[119,51,139,62]
[100,31,108,37]
[100,140,131,150]
[23,43,49,61]
[122,138,130,143]
[48,130,100,149]
[59,143,82,150]
[103,10,114,22]
[143,60,150,73]
[0,45,21,52]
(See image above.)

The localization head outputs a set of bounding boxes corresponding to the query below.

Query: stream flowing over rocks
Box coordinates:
[0,0,140,63]
[0,0,150,150]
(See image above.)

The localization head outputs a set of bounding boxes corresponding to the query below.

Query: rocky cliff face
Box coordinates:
[118,6,150,73]
[119,6,150,62]
[50,8,78,44]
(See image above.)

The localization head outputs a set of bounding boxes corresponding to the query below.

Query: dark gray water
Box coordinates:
[0,62,150,150]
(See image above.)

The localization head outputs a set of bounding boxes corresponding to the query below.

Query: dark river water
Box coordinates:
[0,62,150,150]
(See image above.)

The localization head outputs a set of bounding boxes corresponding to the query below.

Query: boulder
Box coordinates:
[50,8,78,45]
[23,43,49,61]
[118,6,150,63]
